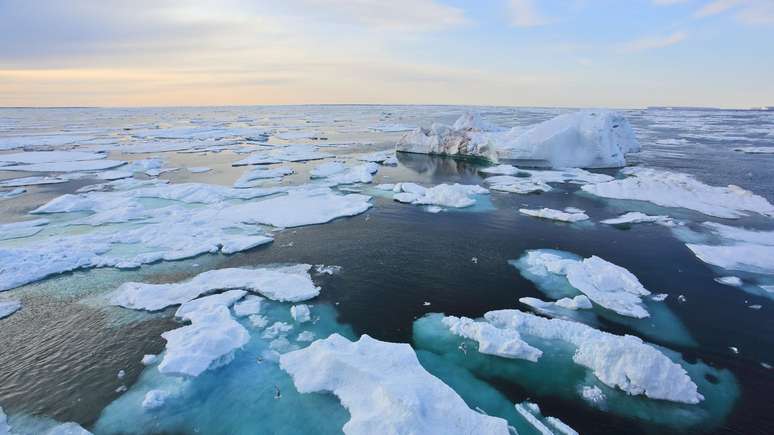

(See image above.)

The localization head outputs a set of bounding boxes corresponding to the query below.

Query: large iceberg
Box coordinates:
[396,111,640,168]
[395,113,498,161]
[582,167,774,218]
[497,110,641,168]
[280,334,511,434]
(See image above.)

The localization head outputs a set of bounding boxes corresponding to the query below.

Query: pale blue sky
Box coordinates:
[0,0,772,107]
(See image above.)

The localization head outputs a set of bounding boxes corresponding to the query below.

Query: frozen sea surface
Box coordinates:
[0,105,773,435]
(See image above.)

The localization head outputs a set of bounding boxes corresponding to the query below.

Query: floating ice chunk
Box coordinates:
[519,208,589,223]
[485,175,552,194]
[296,331,316,342]
[0,188,25,201]
[0,300,21,319]
[514,401,578,435]
[0,176,69,187]
[233,166,293,188]
[314,264,342,275]
[581,385,606,404]
[248,314,269,329]
[0,151,106,164]
[496,110,640,168]
[233,295,264,317]
[141,354,158,366]
[733,147,774,154]
[111,265,319,311]
[519,250,651,318]
[261,321,293,339]
[44,422,92,435]
[310,161,348,178]
[1,160,127,173]
[290,304,311,323]
[651,293,668,302]
[173,290,247,320]
[442,316,542,362]
[318,163,378,186]
[280,334,511,434]
[97,170,133,181]
[159,292,250,377]
[521,295,593,314]
[234,145,331,166]
[582,167,774,218]
[685,223,774,275]
[357,151,398,165]
[484,310,703,403]
[715,276,743,287]
[0,219,48,241]
[187,166,211,173]
[234,188,372,228]
[601,212,675,227]
[369,123,415,132]
[396,113,498,161]
[392,183,488,209]
[142,389,170,410]
[0,406,9,434]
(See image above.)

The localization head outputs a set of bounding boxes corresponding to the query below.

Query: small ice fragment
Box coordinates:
[249,314,269,329]
[729,346,739,354]
[188,166,211,173]
[748,304,762,309]
[141,354,158,366]
[581,385,606,404]
[471,257,478,264]
[115,385,127,393]
[426,206,443,213]
[117,370,125,379]
[761,362,772,369]
[651,293,668,302]
[715,276,743,287]
[678,295,687,303]
[290,304,311,323]
[142,390,170,410]
[314,264,342,275]
[296,331,316,342]
[423,301,431,306]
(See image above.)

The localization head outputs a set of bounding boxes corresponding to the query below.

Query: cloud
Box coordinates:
[619,31,687,53]
[507,0,550,27]
[695,0,774,24]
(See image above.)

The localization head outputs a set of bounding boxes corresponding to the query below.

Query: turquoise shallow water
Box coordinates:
[0,106,772,434]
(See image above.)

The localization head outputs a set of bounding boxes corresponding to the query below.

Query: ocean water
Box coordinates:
[0,105,772,435]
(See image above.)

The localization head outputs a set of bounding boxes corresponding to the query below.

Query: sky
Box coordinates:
[0,0,772,108]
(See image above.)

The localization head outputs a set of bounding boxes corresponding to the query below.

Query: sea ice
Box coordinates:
[159,291,250,377]
[0,151,106,164]
[110,265,320,311]
[582,167,774,218]
[392,183,488,209]
[233,145,331,166]
[715,276,743,287]
[519,207,590,223]
[187,167,211,173]
[685,223,774,275]
[233,166,293,188]
[442,316,542,361]
[1,160,127,173]
[396,113,498,161]
[0,300,21,319]
[0,176,68,187]
[0,188,25,201]
[290,304,311,323]
[496,110,641,168]
[233,295,264,317]
[280,333,511,434]
[601,212,675,227]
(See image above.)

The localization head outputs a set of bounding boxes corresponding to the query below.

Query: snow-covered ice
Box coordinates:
[519,207,590,223]
[442,316,543,362]
[0,151,106,164]
[0,300,21,319]
[601,212,675,227]
[390,182,488,209]
[280,333,511,434]
[1,160,127,173]
[685,223,774,275]
[290,304,311,323]
[110,265,320,311]
[582,167,774,218]
[496,110,641,168]
[396,113,498,161]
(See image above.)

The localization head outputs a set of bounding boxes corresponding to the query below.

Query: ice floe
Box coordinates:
[517,250,651,318]
[519,207,590,223]
[357,150,398,165]
[514,401,579,435]
[0,188,25,200]
[290,304,311,323]
[110,265,320,311]
[0,176,68,188]
[684,222,774,275]
[233,145,331,166]
[280,333,511,434]
[1,160,127,173]
[601,212,675,227]
[0,300,21,319]
[391,182,488,209]
[233,166,293,188]
[0,151,106,164]
[582,167,774,218]
[0,219,49,241]
[159,290,250,377]
[733,146,774,154]
[442,316,542,361]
